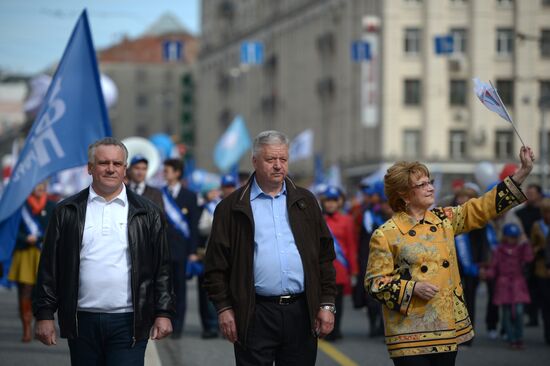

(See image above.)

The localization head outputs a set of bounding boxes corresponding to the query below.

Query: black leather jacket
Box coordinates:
[34,187,175,341]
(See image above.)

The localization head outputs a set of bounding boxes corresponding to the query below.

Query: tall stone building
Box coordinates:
[196,0,550,189]
[99,13,199,145]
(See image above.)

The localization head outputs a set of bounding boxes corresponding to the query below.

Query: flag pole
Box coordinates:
[489,80,526,147]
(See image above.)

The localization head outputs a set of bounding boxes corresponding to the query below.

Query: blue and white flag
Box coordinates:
[473,77,526,145]
[472,78,512,123]
[289,129,313,162]
[213,115,252,172]
[0,10,111,261]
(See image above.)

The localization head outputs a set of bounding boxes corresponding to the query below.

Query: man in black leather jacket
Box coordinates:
[34,137,174,365]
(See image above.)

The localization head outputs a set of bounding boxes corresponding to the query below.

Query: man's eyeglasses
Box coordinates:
[411,179,435,190]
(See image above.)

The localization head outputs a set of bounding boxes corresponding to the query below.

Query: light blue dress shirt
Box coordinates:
[250,178,305,296]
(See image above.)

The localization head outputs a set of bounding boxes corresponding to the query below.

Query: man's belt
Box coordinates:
[255,293,303,305]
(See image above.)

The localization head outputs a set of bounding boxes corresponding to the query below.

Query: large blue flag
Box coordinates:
[0,10,111,261]
[213,115,252,172]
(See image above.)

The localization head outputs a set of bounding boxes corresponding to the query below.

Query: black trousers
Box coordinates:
[539,278,550,344]
[170,260,187,335]
[328,284,344,338]
[485,280,499,331]
[392,351,457,366]
[234,296,317,366]
[461,276,479,345]
[526,273,539,325]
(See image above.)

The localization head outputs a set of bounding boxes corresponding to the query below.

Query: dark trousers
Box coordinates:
[198,274,218,332]
[328,284,344,338]
[539,278,550,344]
[485,280,499,331]
[462,276,479,327]
[68,312,147,366]
[171,260,187,335]
[526,274,539,325]
[461,276,479,345]
[392,351,457,366]
[234,296,317,366]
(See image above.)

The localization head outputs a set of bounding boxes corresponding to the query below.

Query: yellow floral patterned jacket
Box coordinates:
[365,177,526,358]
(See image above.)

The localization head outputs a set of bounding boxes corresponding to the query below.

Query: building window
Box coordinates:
[539,131,550,159]
[496,28,514,56]
[541,30,550,57]
[450,131,467,159]
[404,28,422,55]
[135,69,147,82]
[496,80,514,106]
[450,28,468,54]
[450,80,467,106]
[404,130,421,157]
[495,131,514,159]
[404,79,422,105]
[136,94,148,108]
[542,81,550,102]
[497,0,513,6]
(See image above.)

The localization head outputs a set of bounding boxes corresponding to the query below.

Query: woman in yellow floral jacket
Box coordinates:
[365,146,534,366]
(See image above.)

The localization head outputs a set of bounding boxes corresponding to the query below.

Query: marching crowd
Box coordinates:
[3,131,549,365]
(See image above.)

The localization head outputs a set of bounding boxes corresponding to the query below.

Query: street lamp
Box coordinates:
[540,96,550,193]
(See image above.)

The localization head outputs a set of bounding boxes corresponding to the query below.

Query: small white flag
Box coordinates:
[472,78,512,123]
[473,77,526,146]
[289,129,314,162]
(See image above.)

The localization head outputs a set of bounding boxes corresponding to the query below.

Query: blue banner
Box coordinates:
[0,10,111,261]
[213,115,252,172]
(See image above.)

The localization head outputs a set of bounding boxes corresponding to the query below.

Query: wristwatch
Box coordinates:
[320,305,336,314]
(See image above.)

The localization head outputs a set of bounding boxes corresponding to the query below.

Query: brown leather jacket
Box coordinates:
[204,175,336,345]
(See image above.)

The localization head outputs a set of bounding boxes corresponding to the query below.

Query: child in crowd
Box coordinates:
[483,223,534,349]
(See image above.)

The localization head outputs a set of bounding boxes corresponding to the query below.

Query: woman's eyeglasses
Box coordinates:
[411,179,435,190]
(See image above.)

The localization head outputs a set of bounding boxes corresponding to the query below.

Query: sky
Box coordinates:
[0,0,200,74]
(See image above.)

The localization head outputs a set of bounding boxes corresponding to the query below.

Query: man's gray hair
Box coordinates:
[252,130,290,157]
[88,137,129,164]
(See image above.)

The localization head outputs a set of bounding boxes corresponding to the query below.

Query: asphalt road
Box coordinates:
[1,280,549,365]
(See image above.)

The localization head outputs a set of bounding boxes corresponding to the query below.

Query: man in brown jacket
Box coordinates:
[204,130,336,365]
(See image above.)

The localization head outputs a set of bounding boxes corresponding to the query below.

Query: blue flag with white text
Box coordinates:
[213,115,252,172]
[0,10,111,261]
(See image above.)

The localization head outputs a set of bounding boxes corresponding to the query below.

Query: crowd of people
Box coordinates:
[3,131,549,365]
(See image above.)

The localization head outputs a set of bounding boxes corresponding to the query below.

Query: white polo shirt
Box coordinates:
[77,185,132,313]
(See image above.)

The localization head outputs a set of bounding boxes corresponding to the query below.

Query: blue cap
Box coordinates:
[361,185,377,196]
[130,154,148,166]
[502,223,521,238]
[221,174,237,187]
[323,186,341,200]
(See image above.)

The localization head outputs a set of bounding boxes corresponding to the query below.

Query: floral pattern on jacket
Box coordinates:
[365,177,526,358]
